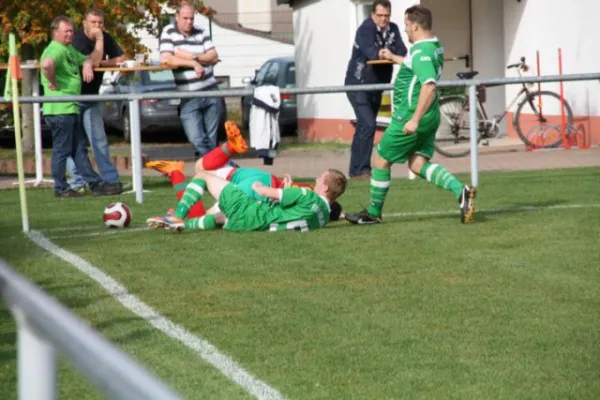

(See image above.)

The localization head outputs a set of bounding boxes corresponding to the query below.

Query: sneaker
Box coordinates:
[344,209,382,225]
[459,186,476,224]
[90,182,122,196]
[225,121,248,154]
[148,215,185,231]
[145,160,185,176]
[71,185,87,194]
[55,188,82,198]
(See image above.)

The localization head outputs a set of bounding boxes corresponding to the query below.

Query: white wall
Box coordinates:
[293,0,414,120]
[238,0,272,32]
[133,13,293,88]
[503,0,600,117]
[471,0,506,124]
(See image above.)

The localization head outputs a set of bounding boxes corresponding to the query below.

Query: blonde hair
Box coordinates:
[324,169,347,201]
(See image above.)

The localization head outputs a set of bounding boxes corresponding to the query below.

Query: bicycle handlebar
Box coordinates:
[507,56,528,71]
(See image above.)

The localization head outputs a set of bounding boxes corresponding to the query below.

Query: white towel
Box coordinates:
[249,85,281,152]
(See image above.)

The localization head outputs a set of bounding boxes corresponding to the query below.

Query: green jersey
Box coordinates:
[40,41,87,115]
[393,38,444,121]
[268,187,331,232]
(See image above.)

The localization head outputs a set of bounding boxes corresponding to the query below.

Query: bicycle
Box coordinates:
[434,56,574,158]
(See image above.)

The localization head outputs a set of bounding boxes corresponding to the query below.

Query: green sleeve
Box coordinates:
[280,187,308,207]
[412,49,439,85]
[41,43,65,66]
[74,48,87,66]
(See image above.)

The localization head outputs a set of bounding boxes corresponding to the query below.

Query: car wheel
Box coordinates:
[122,110,130,142]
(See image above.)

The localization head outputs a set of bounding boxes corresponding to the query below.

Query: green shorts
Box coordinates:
[376,114,441,164]
[230,168,273,202]
[218,184,272,232]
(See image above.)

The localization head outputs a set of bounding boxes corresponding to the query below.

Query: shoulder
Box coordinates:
[161,23,178,36]
[389,22,401,33]
[358,18,375,32]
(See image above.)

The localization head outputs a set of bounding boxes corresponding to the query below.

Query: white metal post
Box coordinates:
[129,99,144,204]
[32,74,44,185]
[14,309,57,400]
[468,84,479,187]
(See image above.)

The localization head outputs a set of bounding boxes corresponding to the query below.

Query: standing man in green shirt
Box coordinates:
[345,5,477,225]
[40,15,119,197]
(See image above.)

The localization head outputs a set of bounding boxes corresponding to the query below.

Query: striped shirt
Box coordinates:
[159,23,218,91]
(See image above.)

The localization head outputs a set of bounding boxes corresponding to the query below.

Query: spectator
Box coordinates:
[345,0,406,180]
[159,1,221,158]
[67,7,126,194]
[40,15,119,197]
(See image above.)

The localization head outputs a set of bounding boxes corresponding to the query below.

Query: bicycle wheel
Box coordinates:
[435,96,483,158]
[514,90,574,148]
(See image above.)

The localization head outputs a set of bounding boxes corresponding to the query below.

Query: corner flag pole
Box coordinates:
[4,33,30,232]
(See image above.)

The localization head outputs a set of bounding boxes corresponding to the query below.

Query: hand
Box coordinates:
[403,118,419,134]
[194,62,204,78]
[282,174,293,188]
[252,181,265,192]
[89,27,103,41]
[379,48,393,61]
[47,81,59,90]
[82,62,94,83]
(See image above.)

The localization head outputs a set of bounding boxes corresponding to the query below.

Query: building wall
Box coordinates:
[503,0,600,143]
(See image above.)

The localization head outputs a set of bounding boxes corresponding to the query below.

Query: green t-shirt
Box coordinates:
[393,37,444,122]
[269,187,331,232]
[40,41,87,115]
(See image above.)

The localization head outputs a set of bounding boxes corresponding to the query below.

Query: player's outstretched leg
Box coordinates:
[409,155,476,224]
[194,121,248,174]
[345,154,391,224]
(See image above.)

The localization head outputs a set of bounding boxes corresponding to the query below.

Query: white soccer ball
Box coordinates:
[103,202,132,228]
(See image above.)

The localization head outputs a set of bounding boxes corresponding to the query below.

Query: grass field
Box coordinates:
[1,167,599,399]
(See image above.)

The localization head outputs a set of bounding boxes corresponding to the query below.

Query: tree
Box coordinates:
[1,0,204,153]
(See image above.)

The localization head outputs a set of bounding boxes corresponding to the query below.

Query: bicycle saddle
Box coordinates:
[456,71,479,80]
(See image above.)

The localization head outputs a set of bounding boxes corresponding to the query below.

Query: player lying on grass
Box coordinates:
[145,121,345,228]
[147,167,347,232]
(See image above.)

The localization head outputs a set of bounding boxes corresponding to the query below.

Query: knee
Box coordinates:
[194,158,205,174]
[408,155,427,174]
[373,153,391,170]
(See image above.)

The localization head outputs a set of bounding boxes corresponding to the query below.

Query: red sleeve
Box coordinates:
[271,175,285,188]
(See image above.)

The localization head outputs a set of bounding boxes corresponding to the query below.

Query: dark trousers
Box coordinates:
[347,90,383,177]
[45,114,103,194]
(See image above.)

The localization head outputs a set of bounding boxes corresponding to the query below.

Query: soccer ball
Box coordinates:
[103,202,132,228]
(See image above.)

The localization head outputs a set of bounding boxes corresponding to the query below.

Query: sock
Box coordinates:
[185,214,218,230]
[174,178,207,219]
[201,142,236,170]
[419,162,464,198]
[367,168,391,218]
[169,170,188,200]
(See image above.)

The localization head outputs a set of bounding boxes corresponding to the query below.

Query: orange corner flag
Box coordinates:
[8,55,23,81]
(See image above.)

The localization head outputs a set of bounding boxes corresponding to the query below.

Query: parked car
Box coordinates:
[241,56,297,136]
[101,69,228,142]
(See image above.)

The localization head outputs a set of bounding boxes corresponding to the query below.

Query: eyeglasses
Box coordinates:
[374,13,391,18]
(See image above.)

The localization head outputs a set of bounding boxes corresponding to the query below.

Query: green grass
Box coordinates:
[1,167,599,399]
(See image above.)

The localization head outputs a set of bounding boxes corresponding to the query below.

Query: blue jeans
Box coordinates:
[45,114,103,194]
[179,89,222,157]
[347,90,383,177]
[67,102,121,187]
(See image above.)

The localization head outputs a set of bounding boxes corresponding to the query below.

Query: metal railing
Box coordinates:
[2,72,599,201]
[0,258,182,400]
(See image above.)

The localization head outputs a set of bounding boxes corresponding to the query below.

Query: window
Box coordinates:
[285,64,296,86]
[254,62,271,85]
[145,70,175,84]
[264,62,280,86]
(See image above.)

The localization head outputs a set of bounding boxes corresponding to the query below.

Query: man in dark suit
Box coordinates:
[345,0,407,179]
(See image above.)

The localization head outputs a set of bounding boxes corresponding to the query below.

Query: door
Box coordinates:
[420,0,472,86]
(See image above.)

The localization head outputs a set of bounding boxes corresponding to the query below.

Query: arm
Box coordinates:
[411,83,437,122]
[379,49,404,64]
[86,28,104,67]
[393,25,407,57]
[252,182,282,201]
[41,58,58,90]
[356,25,379,61]
[175,48,218,66]
[100,34,126,67]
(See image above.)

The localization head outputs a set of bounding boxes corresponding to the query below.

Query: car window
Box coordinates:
[255,62,271,85]
[145,70,175,84]
[264,62,280,86]
[117,74,131,86]
[285,64,296,86]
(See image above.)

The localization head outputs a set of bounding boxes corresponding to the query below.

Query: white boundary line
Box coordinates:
[27,230,286,400]
[384,202,600,219]
[40,203,600,239]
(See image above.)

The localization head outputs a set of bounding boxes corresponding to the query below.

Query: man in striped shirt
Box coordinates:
[159,1,222,157]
